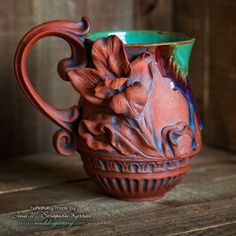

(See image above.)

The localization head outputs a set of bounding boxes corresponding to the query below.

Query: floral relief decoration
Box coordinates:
[66,35,197,158]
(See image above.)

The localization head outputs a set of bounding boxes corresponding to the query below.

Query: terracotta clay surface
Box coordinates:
[14,17,202,201]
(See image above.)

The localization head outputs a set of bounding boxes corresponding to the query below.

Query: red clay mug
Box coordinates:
[15,17,202,201]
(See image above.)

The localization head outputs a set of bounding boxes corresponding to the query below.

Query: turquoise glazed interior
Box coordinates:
[87,30,194,46]
[87,30,195,88]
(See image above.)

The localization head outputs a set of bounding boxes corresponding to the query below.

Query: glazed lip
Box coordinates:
[87,30,195,47]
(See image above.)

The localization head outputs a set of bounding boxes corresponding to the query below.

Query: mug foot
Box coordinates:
[81,152,192,201]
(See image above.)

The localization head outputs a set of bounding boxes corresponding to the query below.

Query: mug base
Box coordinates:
[81,151,192,201]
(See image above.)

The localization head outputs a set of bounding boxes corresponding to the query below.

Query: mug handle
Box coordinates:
[14,17,90,156]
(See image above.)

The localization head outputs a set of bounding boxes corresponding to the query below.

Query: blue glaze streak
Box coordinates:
[132,179,138,192]
[163,55,202,149]
[114,178,123,192]
[122,179,129,191]
[174,83,196,148]
[142,179,147,191]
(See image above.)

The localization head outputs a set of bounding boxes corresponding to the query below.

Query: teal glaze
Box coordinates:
[88,30,195,82]
[174,43,194,79]
[88,30,194,45]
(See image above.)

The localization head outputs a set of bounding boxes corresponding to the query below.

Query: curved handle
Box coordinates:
[14,17,90,156]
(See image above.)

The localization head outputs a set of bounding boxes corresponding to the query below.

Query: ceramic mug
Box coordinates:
[15,17,202,201]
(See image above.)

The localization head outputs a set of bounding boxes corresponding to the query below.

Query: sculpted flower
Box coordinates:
[161,122,194,158]
[67,35,153,118]
[79,112,159,157]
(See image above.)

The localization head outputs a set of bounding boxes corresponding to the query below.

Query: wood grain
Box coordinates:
[173,0,236,152]
[0,146,235,235]
[173,0,206,128]
[205,0,236,152]
[1,0,236,157]
[0,0,136,157]
[0,153,86,195]
[135,0,173,31]
[37,199,236,236]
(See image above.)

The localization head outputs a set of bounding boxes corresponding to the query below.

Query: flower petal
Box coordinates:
[95,80,115,99]
[109,82,148,118]
[125,82,148,113]
[129,51,156,91]
[68,68,104,105]
[79,113,117,152]
[105,77,128,90]
[78,112,159,157]
[92,35,130,78]
[161,122,194,158]
[95,77,128,99]
[109,92,127,115]
[79,126,114,153]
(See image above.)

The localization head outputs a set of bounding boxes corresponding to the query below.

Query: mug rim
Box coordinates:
[87,30,195,47]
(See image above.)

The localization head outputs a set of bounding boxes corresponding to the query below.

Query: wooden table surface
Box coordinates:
[0,146,235,236]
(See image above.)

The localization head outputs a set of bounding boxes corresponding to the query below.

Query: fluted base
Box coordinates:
[81,152,192,201]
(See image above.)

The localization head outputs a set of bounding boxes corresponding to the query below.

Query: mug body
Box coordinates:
[77,30,202,200]
[14,18,202,201]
